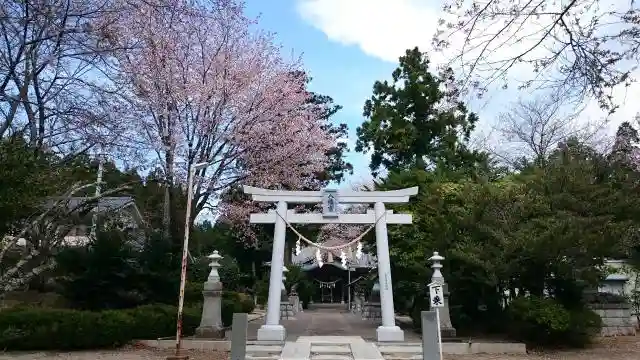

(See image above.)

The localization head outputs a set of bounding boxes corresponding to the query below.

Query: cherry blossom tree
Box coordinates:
[0,0,131,157]
[101,0,335,235]
[317,222,368,262]
[434,0,639,113]
[610,118,640,170]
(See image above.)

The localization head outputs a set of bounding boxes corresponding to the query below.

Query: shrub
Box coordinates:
[507,296,602,348]
[294,278,316,310]
[236,292,256,314]
[565,307,602,346]
[0,290,254,350]
[221,298,237,327]
[184,281,204,305]
[0,304,201,351]
[0,291,68,309]
[255,279,269,305]
[124,304,200,340]
[409,295,430,330]
[54,230,148,310]
[220,292,255,326]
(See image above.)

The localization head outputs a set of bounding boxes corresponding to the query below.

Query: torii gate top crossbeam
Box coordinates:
[250,209,412,224]
[242,185,418,204]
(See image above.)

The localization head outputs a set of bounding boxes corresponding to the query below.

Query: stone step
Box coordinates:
[247,340,284,345]
[246,356,280,360]
[299,336,361,344]
[377,342,421,347]
[246,344,284,356]
[311,355,353,360]
[247,345,284,351]
[311,345,351,354]
[377,346,422,354]
[379,342,527,356]
[382,355,421,360]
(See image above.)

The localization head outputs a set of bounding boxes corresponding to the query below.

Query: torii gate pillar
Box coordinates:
[244,186,418,342]
[259,200,288,341]
[373,201,399,340]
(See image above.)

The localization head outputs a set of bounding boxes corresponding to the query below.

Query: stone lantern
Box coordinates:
[363,280,382,320]
[280,266,294,319]
[196,250,224,338]
[428,251,456,337]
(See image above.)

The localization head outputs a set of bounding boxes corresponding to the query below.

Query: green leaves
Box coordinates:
[374,136,640,334]
[356,47,485,177]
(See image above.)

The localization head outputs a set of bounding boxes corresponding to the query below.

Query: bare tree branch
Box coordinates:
[492,94,608,166]
[435,0,639,112]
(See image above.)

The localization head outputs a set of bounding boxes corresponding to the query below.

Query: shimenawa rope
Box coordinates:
[274,209,386,251]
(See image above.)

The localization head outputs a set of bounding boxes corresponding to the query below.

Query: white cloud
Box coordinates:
[296,0,640,148]
[295,0,546,71]
[296,0,442,63]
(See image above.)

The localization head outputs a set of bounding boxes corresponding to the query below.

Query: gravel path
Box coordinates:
[0,336,637,360]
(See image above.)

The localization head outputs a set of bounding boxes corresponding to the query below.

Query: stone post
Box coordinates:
[280,266,294,319]
[196,250,224,338]
[230,313,248,360]
[429,251,456,338]
[421,311,440,360]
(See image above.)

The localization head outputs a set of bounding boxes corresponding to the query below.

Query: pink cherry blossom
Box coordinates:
[316,203,369,256]
[98,0,336,226]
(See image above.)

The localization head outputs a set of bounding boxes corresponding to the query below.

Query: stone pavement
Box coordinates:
[244,305,527,359]
[246,305,421,342]
[281,336,384,360]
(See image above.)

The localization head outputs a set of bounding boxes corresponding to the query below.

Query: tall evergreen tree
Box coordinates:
[356,47,486,177]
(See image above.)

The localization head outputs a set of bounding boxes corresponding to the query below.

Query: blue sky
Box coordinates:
[243,0,640,186]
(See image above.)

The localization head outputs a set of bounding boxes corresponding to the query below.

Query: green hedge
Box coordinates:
[0,304,200,350]
[0,291,256,351]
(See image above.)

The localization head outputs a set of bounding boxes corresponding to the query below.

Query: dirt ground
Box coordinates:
[0,336,637,360]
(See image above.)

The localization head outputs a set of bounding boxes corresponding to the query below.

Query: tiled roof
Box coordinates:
[45,196,135,212]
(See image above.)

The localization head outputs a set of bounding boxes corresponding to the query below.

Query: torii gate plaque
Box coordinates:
[243,185,418,342]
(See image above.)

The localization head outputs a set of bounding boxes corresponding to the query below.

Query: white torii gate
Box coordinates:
[243,185,418,342]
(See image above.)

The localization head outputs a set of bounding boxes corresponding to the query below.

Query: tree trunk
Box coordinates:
[252,259,258,305]
[162,141,174,241]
